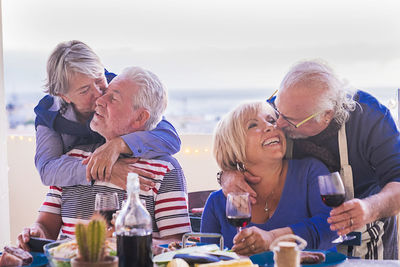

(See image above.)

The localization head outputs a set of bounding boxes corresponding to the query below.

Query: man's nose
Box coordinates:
[93,86,103,97]
[263,121,275,132]
[276,116,288,128]
[95,94,106,107]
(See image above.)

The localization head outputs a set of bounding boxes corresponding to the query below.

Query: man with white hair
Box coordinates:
[18,66,191,248]
[220,60,400,259]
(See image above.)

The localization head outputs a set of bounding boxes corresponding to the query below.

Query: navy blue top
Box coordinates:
[293,91,400,199]
[271,90,400,258]
[201,158,337,250]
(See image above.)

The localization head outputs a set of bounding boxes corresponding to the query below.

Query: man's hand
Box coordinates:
[220,170,261,204]
[110,158,156,191]
[17,224,46,251]
[231,226,274,255]
[83,137,132,182]
[328,198,371,236]
[328,182,400,236]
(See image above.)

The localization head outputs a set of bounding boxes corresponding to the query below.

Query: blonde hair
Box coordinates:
[213,101,275,171]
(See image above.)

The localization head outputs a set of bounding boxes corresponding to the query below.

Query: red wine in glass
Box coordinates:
[226,192,252,233]
[321,193,345,207]
[318,172,355,243]
[227,216,251,228]
[95,192,120,228]
[99,209,118,226]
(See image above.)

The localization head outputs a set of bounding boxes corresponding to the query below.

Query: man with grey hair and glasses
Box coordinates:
[220,60,400,259]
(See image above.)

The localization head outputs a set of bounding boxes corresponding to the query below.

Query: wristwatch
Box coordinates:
[216,171,223,185]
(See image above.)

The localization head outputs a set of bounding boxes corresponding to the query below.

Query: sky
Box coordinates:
[2,0,400,94]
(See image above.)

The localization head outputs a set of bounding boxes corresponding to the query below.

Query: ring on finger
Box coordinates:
[350,217,353,226]
[251,244,256,251]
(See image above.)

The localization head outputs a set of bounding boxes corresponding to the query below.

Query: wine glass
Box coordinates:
[226,192,252,233]
[95,192,120,227]
[318,172,356,243]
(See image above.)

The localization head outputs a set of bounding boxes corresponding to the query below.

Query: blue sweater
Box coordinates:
[293,90,400,199]
[201,158,337,250]
[291,90,400,259]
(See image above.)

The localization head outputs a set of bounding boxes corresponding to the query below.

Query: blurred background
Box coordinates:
[1,0,400,247]
[2,0,400,134]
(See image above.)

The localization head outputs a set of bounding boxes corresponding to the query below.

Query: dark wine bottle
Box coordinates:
[115,173,153,267]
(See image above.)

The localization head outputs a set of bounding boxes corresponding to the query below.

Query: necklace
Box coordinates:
[264,198,270,213]
[264,190,274,216]
[263,161,287,216]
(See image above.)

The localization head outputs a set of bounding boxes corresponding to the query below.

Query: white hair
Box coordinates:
[118,66,167,130]
[280,59,356,125]
[45,40,104,96]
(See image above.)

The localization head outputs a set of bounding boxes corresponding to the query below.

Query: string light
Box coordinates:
[7,135,213,154]
[183,146,211,154]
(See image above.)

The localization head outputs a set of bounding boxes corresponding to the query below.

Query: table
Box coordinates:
[337,259,400,266]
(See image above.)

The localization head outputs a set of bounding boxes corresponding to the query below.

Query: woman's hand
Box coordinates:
[328,198,371,235]
[83,137,131,182]
[17,225,46,251]
[221,170,261,204]
[231,226,274,256]
[109,158,156,191]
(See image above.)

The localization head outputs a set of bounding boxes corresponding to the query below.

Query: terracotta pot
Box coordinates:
[71,256,118,267]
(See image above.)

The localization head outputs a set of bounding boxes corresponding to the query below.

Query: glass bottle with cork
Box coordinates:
[115,173,153,267]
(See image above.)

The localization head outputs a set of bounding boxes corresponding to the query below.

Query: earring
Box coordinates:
[236,162,246,172]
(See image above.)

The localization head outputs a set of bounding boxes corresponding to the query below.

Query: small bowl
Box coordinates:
[44,239,77,267]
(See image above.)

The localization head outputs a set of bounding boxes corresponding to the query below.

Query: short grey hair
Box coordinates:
[118,66,167,131]
[44,40,104,96]
[213,101,275,171]
[279,60,356,126]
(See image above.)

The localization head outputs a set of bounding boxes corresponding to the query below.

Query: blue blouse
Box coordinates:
[201,158,337,250]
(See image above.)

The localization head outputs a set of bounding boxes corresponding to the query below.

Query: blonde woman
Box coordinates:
[201,101,336,255]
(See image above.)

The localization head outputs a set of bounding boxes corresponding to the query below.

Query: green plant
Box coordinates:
[75,215,107,262]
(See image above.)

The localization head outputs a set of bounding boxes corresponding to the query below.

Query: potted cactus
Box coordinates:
[71,215,118,267]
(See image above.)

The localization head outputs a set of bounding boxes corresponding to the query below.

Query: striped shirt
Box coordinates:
[39,148,191,239]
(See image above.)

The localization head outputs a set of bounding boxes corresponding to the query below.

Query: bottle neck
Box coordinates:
[127,189,141,205]
[115,183,152,234]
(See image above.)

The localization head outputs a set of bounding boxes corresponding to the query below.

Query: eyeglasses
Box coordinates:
[267,90,321,129]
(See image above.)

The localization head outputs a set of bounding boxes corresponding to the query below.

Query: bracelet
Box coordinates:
[216,171,223,185]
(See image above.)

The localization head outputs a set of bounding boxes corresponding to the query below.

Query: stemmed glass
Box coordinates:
[318,172,356,243]
[95,192,120,227]
[226,192,252,233]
